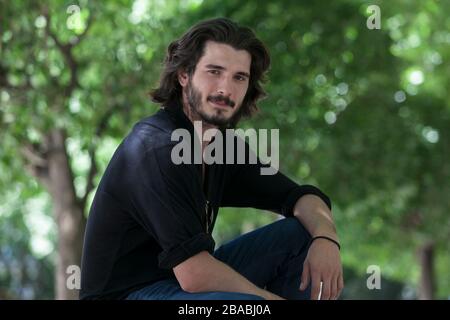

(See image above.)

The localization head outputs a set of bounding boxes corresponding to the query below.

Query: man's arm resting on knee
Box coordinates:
[294,194,344,300]
[294,194,338,240]
[173,251,284,300]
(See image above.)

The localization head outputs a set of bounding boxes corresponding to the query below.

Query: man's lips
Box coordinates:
[208,96,235,108]
[209,100,233,108]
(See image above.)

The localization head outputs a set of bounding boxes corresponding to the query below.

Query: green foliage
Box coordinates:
[1,0,449,298]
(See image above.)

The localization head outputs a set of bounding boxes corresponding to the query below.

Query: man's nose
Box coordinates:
[216,77,233,97]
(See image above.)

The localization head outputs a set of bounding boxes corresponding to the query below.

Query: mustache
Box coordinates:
[207,95,236,108]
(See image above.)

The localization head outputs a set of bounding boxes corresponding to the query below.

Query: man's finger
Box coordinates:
[337,272,344,298]
[310,273,321,300]
[299,263,310,291]
[331,274,338,300]
[320,276,331,300]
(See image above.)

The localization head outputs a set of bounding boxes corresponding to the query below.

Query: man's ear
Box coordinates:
[178,70,189,88]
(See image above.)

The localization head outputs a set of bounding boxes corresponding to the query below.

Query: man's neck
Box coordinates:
[181,100,217,151]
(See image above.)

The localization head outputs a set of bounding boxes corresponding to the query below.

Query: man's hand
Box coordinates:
[293,194,344,300]
[299,238,344,300]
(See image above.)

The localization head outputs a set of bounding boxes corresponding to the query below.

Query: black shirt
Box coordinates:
[80,102,331,300]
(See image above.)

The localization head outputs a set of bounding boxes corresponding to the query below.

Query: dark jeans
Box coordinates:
[126,217,312,300]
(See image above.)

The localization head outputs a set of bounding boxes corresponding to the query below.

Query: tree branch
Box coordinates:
[0,63,10,88]
[21,143,48,167]
[43,10,78,96]
[81,147,97,211]
[21,143,51,189]
[42,7,94,98]
[80,105,118,210]
[42,8,72,60]
[70,11,94,46]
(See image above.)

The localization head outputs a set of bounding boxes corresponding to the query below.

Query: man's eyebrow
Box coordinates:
[205,64,250,78]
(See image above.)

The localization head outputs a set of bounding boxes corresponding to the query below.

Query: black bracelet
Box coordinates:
[310,236,341,250]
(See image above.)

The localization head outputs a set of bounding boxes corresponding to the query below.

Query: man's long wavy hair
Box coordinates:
[150,18,271,126]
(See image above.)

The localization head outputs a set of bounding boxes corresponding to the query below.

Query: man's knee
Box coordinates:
[276,218,311,249]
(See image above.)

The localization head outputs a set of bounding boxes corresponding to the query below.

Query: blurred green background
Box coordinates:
[0,0,449,299]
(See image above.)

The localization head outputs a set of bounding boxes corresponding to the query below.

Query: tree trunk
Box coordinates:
[45,129,86,300]
[417,241,435,300]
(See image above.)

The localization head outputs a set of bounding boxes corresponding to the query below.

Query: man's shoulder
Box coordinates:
[124,109,178,154]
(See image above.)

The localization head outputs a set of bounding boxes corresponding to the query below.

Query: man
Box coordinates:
[80,18,343,300]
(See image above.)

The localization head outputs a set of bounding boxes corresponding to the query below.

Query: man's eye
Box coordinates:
[208,70,220,75]
[235,76,246,81]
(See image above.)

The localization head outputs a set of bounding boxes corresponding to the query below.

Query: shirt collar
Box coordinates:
[162,99,194,133]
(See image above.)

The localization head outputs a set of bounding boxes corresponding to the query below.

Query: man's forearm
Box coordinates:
[293,194,338,241]
[174,251,283,300]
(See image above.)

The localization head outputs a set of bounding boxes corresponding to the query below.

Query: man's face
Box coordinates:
[179,41,251,127]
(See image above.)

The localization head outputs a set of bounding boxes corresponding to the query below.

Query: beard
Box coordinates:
[186,81,239,128]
